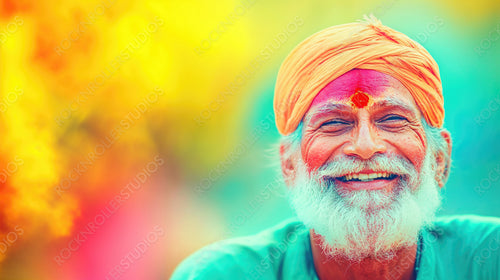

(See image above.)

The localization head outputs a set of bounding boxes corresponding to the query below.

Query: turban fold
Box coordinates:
[274,16,444,135]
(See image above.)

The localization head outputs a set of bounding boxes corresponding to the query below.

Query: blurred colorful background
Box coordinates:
[0,0,499,279]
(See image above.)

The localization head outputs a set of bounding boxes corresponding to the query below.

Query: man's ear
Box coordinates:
[280,143,297,186]
[435,130,452,188]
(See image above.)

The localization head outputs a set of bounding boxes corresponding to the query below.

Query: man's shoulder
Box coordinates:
[171,218,310,280]
[426,214,500,248]
[431,214,500,238]
[421,215,500,278]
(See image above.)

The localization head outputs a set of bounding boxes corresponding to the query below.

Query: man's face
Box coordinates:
[286,69,442,260]
[301,69,427,193]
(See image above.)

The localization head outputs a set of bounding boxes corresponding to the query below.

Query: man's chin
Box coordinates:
[335,188,396,211]
[304,185,426,263]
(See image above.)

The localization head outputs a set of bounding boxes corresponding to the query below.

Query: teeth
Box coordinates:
[342,172,393,181]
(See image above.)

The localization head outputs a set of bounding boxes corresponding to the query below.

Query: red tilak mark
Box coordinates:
[350,91,370,108]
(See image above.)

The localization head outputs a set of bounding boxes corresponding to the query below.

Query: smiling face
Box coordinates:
[301,69,427,194]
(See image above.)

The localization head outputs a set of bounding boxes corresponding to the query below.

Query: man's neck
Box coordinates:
[310,231,418,280]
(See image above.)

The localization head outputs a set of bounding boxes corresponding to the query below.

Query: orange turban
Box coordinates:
[274,16,444,135]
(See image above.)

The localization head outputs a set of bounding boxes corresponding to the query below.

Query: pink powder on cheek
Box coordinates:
[301,138,336,173]
[303,150,327,173]
[310,69,392,108]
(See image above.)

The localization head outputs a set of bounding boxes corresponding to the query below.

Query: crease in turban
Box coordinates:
[274,15,444,135]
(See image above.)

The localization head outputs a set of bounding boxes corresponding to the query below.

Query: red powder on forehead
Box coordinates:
[310,70,388,107]
[350,91,370,108]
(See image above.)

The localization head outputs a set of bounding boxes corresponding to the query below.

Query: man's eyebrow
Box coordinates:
[305,103,352,123]
[314,103,351,113]
[371,99,419,116]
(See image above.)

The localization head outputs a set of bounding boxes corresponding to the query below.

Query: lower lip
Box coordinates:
[334,176,400,191]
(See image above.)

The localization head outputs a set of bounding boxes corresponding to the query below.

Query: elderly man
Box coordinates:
[172,17,500,279]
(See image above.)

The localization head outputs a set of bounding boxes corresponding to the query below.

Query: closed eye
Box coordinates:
[318,119,353,134]
[378,114,407,122]
[376,114,409,131]
[322,119,351,126]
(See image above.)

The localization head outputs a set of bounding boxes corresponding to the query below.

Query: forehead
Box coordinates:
[308,69,419,114]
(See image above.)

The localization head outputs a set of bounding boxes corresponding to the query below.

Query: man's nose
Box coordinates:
[343,120,386,160]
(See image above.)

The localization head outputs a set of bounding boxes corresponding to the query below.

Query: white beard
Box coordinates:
[288,151,441,261]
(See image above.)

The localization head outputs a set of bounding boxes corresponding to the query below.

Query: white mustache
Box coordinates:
[316,154,416,180]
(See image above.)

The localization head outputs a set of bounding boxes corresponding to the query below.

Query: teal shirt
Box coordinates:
[171,215,500,279]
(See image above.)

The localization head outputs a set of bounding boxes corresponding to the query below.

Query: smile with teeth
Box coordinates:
[337,172,397,182]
